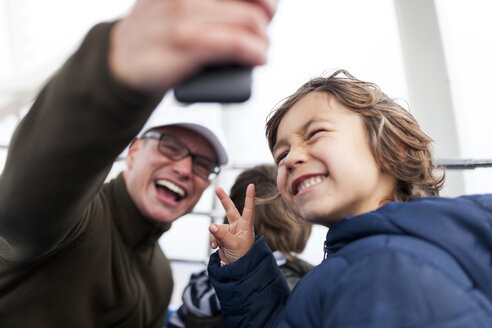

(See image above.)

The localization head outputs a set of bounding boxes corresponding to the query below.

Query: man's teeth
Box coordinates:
[156,180,186,198]
[297,176,325,194]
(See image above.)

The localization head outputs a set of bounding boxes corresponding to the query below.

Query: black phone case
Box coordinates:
[174,65,252,103]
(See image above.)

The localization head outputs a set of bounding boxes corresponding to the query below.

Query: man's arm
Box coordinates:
[0,22,161,262]
[0,0,275,262]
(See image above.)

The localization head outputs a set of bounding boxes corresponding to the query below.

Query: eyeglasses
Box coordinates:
[141,131,220,181]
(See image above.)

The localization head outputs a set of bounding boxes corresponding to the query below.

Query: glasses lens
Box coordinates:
[159,136,187,160]
[193,156,217,180]
[155,133,219,181]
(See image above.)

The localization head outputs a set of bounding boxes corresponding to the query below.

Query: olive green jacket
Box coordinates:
[0,22,173,327]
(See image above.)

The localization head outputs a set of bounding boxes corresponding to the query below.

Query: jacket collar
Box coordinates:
[324,194,492,301]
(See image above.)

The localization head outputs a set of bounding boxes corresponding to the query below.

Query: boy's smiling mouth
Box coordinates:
[292,174,327,195]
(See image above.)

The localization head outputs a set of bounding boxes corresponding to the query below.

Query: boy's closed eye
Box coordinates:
[274,129,328,164]
[307,129,326,141]
[275,151,289,165]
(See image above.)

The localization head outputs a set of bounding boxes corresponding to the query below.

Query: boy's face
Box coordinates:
[273,92,396,227]
[124,126,214,223]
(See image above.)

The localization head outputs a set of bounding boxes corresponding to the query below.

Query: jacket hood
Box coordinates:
[325,194,492,303]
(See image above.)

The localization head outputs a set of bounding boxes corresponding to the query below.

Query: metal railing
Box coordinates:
[438,159,492,169]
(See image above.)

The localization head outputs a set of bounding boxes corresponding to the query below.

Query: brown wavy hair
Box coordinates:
[228,165,312,260]
[266,69,444,202]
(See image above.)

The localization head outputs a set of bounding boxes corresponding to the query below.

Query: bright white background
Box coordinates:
[1,0,492,307]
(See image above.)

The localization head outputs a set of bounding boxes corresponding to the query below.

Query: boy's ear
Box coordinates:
[126,138,142,169]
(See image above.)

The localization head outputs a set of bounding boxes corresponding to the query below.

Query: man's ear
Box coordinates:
[126,138,142,169]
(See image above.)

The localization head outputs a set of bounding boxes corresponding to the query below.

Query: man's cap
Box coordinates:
[135,99,229,166]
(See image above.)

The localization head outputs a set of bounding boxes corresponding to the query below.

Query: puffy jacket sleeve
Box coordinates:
[208,236,290,328]
[0,22,163,262]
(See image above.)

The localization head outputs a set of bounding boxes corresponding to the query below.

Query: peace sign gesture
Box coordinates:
[209,184,256,265]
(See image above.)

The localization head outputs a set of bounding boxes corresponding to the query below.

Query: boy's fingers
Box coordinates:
[210,234,218,249]
[209,223,229,243]
[216,187,241,223]
[241,184,255,226]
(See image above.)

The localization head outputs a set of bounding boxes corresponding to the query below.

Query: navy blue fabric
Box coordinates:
[208,236,290,327]
[208,194,492,327]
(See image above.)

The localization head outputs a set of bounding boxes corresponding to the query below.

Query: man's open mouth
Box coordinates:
[155,179,187,201]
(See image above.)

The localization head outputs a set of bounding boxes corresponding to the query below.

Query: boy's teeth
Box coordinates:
[298,176,324,194]
[156,179,186,197]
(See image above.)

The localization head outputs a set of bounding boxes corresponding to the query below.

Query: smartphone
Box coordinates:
[173,64,253,103]
[173,0,280,103]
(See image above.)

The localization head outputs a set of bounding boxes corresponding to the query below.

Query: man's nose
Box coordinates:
[172,155,193,179]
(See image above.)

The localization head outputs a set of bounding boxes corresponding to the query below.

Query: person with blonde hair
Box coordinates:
[207,70,492,327]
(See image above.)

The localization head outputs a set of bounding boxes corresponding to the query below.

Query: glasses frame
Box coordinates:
[141,131,220,181]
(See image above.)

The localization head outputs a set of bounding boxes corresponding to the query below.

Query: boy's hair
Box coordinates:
[266,70,444,202]
[228,165,312,260]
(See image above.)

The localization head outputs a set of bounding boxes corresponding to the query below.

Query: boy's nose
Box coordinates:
[285,146,308,171]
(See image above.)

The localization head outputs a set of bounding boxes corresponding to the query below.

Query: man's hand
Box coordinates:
[209,184,255,264]
[109,0,275,94]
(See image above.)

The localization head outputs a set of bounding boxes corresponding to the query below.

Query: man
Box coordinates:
[0,0,274,326]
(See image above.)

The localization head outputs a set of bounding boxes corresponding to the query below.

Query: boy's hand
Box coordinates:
[209,184,255,264]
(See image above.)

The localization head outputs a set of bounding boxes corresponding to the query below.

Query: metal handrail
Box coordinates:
[438,159,492,169]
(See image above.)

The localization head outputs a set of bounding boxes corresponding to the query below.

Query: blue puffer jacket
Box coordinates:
[208,194,492,327]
